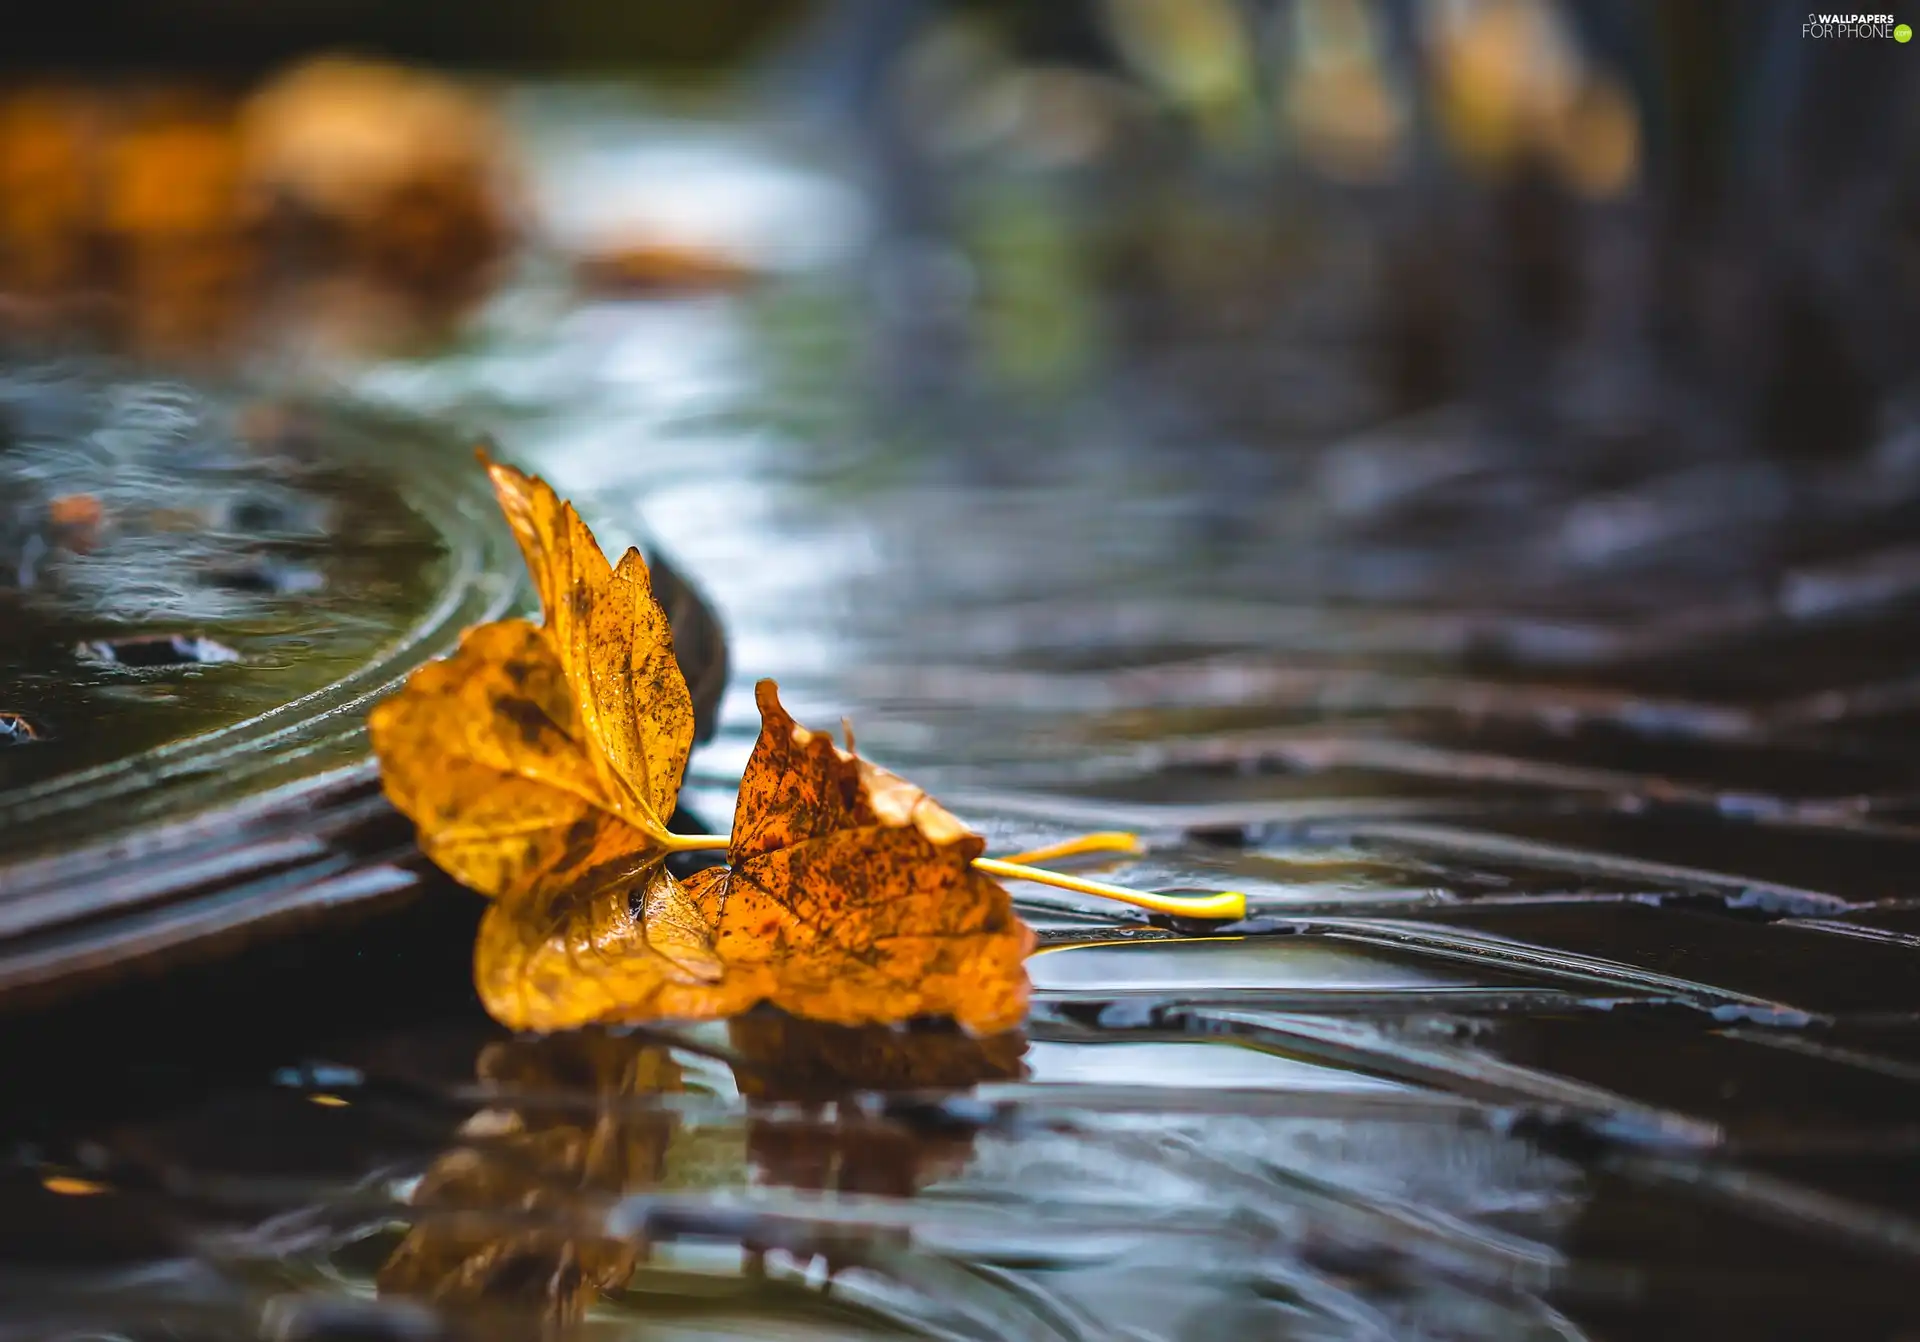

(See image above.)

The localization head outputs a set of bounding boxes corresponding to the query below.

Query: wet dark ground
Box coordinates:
[4,99,1920,1339]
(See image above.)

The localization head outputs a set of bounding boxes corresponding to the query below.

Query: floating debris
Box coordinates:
[201,561,326,596]
[75,633,242,667]
[0,711,43,744]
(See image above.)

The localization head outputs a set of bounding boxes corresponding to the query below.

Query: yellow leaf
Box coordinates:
[473,865,748,1033]
[368,618,662,903]
[483,452,693,842]
[573,238,755,296]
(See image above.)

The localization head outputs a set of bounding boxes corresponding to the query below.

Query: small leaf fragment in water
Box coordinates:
[0,711,44,744]
[46,493,103,549]
[41,1175,108,1196]
[469,677,1037,1034]
[574,239,755,296]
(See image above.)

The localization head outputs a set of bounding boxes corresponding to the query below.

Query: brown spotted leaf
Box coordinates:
[677,680,1035,1036]
[466,681,1033,1034]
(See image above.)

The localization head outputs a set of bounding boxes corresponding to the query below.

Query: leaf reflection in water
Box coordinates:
[377,1013,1027,1332]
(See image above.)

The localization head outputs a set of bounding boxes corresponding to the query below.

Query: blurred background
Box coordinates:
[1,0,1914,461]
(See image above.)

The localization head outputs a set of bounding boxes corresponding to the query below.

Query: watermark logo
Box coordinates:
[1803,12,1906,36]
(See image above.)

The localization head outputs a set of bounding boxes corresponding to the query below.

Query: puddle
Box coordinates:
[0,378,438,794]
[0,376,522,865]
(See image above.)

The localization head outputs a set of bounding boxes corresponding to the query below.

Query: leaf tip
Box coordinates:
[753,678,801,739]
[481,455,530,505]
[610,544,656,587]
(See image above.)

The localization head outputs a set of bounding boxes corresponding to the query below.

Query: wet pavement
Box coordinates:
[4,96,1920,1339]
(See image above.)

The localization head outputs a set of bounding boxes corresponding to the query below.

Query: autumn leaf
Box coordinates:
[482,454,694,844]
[370,619,667,904]
[676,681,1035,1036]
[372,457,1033,1036]
[574,239,755,296]
[471,680,1034,1035]
[471,862,758,1033]
[371,455,693,883]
